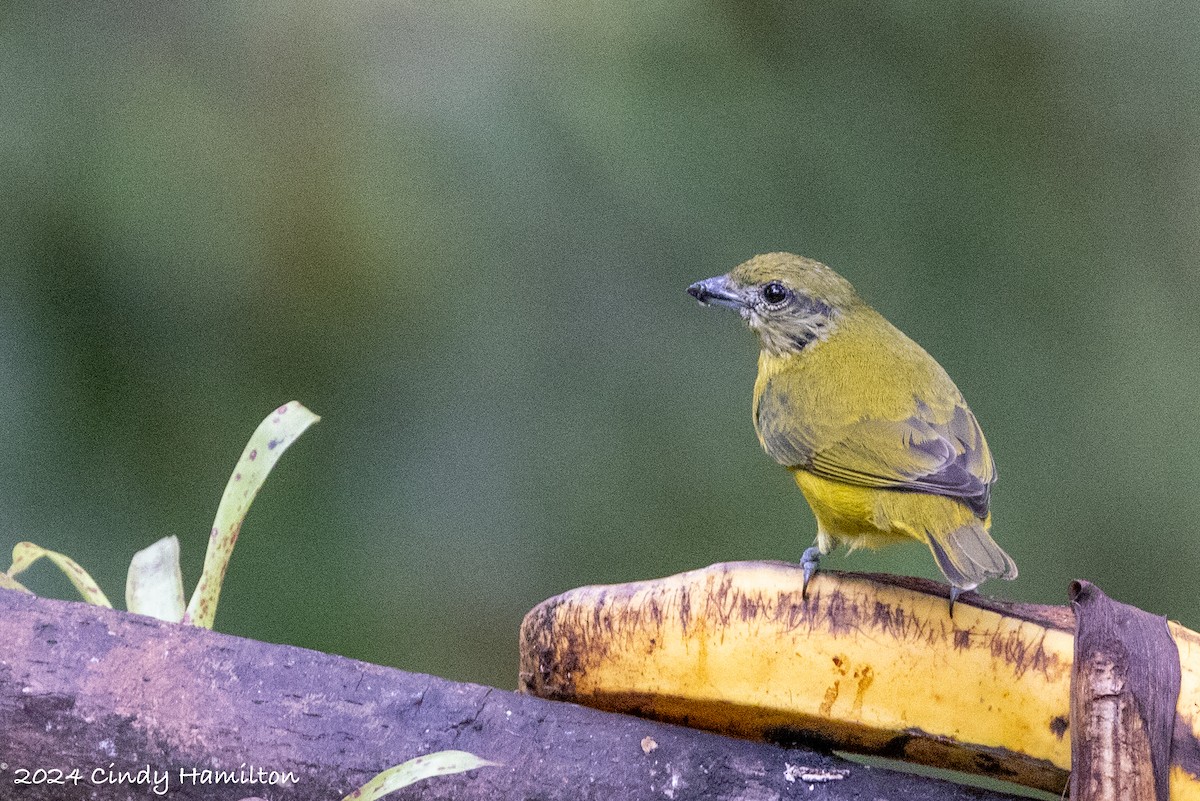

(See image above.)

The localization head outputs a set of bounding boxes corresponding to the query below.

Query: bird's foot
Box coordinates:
[949,586,964,618]
[801,546,822,598]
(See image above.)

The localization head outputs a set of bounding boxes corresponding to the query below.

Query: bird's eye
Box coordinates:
[762,281,791,305]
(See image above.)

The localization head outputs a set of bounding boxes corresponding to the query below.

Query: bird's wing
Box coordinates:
[756,390,995,518]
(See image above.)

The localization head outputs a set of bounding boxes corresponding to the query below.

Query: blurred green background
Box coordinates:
[3,2,1199,690]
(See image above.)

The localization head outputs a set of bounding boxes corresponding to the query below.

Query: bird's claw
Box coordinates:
[949,586,963,618]
[801,546,821,598]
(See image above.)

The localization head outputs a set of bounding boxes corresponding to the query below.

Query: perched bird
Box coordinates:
[688,253,1017,608]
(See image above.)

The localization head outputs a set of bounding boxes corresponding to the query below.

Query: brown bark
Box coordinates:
[1070,580,1179,801]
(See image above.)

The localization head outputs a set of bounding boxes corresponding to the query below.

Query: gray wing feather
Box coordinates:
[755,386,994,518]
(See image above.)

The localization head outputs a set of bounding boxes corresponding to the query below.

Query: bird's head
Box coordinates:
[687,252,861,355]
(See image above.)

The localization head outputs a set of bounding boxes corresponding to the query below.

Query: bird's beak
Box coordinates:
[687,274,747,311]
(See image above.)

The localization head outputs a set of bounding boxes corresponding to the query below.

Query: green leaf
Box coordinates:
[5,541,113,607]
[126,535,186,621]
[0,572,32,593]
[182,401,320,628]
[342,751,499,801]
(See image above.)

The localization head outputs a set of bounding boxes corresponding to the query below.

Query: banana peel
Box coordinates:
[1173,624,1200,800]
[518,562,1200,797]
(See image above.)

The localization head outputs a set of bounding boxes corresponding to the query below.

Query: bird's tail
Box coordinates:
[925,522,1018,591]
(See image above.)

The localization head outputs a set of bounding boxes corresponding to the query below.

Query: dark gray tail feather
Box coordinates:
[926,523,1018,590]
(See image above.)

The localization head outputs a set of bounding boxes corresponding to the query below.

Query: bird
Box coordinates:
[687,252,1017,610]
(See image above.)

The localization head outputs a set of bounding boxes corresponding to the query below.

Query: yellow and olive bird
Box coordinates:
[688,252,1017,608]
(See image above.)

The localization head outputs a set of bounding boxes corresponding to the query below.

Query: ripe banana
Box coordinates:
[518,562,1200,797]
